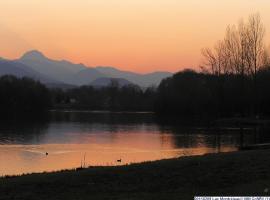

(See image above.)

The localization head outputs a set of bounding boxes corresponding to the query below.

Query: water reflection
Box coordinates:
[0,111,268,176]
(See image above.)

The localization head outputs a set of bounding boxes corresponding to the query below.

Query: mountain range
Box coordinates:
[89,77,135,88]
[0,50,173,88]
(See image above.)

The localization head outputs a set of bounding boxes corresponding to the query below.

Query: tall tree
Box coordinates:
[201,13,268,115]
[246,14,265,78]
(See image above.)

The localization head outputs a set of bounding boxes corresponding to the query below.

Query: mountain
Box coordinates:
[75,66,172,87]
[94,66,172,87]
[90,77,135,88]
[2,50,173,87]
[0,59,58,84]
[72,68,107,85]
[45,82,77,90]
[141,71,173,86]
[18,50,86,84]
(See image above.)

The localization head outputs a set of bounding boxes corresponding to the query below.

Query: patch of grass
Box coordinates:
[1,150,270,199]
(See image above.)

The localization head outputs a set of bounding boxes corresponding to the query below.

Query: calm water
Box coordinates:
[0,111,268,176]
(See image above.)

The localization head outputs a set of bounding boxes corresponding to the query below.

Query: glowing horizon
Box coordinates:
[0,0,270,73]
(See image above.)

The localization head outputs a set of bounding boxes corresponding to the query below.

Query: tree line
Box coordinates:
[156,68,270,117]
[2,66,270,119]
[50,81,157,111]
[0,75,51,119]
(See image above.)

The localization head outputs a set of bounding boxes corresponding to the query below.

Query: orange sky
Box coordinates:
[0,0,270,73]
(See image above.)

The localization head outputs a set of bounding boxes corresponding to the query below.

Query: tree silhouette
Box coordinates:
[0,75,51,120]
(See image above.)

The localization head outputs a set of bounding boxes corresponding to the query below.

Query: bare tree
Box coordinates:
[201,13,268,115]
[261,47,270,67]
[201,40,229,76]
[201,47,218,75]
[202,13,267,78]
[246,13,265,78]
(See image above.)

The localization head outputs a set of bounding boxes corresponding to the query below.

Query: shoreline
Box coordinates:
[0,150,238,178]
[1,149,270,199]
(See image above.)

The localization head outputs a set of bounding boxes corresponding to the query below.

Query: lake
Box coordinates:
[0,111,267,176]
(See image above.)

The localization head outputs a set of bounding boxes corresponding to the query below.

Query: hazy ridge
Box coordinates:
[0,50,173,88]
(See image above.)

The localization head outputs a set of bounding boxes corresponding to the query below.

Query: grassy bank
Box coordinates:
[1,150,270,200]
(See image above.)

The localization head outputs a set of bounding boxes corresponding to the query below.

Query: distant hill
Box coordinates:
[73,68,107,85]
[18,50,86,85]
[94,66,172,87]
[0,60,59,84]
[0,50,173,87]
[45,82,77,90]
[141,71,173,87]
[90,77,135,88]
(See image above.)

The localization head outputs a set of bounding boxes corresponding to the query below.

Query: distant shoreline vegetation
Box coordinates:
[156,68,270,117]
[2,65,270,119]
[50,81,157,112]
[0,75,51,120]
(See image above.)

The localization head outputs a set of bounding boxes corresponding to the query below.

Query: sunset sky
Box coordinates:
[0,0,270,73]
